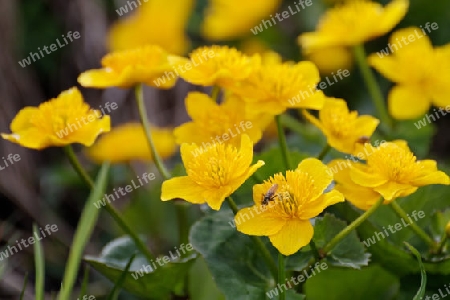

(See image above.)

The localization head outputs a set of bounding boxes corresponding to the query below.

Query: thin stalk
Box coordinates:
[33,224,45,300]
[64,145,155,262]
[135,84,171,180]
[323,197,384,253]
[275,115,292,170]
[390,201,437,250]
[353,44,392,129]
[317,144,331,160]
[226,197,278,279]
[436,234,448,254]
[309,239,322,262]
[278,253,286,300]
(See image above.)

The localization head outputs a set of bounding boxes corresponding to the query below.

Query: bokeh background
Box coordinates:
[1,0,450,299]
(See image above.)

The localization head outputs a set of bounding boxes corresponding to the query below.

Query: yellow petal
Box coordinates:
[77,70,121,88]
[373,181,418,201]
[68,115,111,147]
[235,206,286,236]
[203,187,233,211]
[388,85,431,119]
[185,92,218,120]
[302,110,325,133]
[299,190,345,219]
[296,158,334,193]
[335,182,382,211]
[269,220,314,256]
[350,164,388,187]
[1,128,50,150]
[378,0,410,35]
[354,116,380,137]
[161,176,206,204]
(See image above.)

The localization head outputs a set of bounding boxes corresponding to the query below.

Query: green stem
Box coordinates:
[64,145,155,262]
[353,44,392,129]
[436,234,448,254]
[135,84,171,180]
[275,115,292,170]
[323,197,384,253]
[176,203,189,247]
[278,253,286,300]
[390,201,437,249]
[279,114,309,138]
[33,224,45,300]
[309,239,321,262]
[316,144,331,160]
[226,197,278,279]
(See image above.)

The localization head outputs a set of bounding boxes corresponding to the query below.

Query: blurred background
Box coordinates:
[0,0,450,298]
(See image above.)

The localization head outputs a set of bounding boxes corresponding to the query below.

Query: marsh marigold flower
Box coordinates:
[232,60,325,116]
[109,0,194,55]
[77,45,185,89]
[298,0,409,51]
[161,134,264,210]
[202,0,281,40]
[235,158,344,255]
[86,123,176,163]
[174,92,270,148]
[1,88,110,150]
[369,27,450,119]
[345,141,450,202]
[178,46,260,87]
[303,98,379,155]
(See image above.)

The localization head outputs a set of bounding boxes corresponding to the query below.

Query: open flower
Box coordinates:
[349,141,450,202]
[161,134,264,210]
[174,92,270,148]
[369,27,450,119]
[201,0,281,40]
[235,158,344,255]
[1,88,110,150]
[232,60,325,116]
[178,46,260,87]
[108,0,194,55]
[298,0,409,51]
[86,123,176,164]
[303,98,379,155]
[77,45,185,89]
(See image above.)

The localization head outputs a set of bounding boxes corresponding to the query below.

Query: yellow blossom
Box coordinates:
[235,158,344,255]
[86,123,176,163]
[303,98,379,155]
[179,46,260,88]
[161,134,264,210]
[328,159,382,210]
[202,0,281,41]
[77,45,185,89]
[1,88,110,150]
[369,27,450,119]
[304,46,353,75]
[108,0,194,55]
[349,141,450,202]
[174,92,270,148]
[298,0,409,51]
[232,60,325,116]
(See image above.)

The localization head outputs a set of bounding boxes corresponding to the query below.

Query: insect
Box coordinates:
[261,184,279,205]
[356,135,370,144]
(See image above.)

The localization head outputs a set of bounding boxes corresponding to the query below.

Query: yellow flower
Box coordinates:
[77,45,185,89]
[349,141,450,202]
[108,0,194,55]
[304,46,353,75]
[161,134,264,210]
[303,98,379,155]
[174,92,269,148]
[86,123,176,163]
[328,159,382,210]
[202,0,281,40]
[298,0,409,51]
[368,27,450,119]
[179,46,260,88]
[1,88,110,150]
[235,158,344,255]
[232,60,325,116]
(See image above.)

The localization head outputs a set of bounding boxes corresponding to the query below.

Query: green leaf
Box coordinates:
[189,210,277,300]
[314,214,370,269]
[58,162,110,300]
[404,243,427,300]
[304,264,400,300]
[85,236,196,299]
